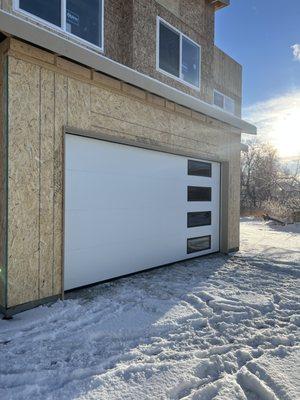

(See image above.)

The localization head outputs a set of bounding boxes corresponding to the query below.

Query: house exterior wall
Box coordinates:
[130,0,215,103]
[0,1,241,112]
[213,47,242,117]
[0,39,241,309]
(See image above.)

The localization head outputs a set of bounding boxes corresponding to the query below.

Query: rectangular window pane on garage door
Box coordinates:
[188,160,212,177]
[187,236,211,254]
[188,186,211,202]
[187,211,211,228]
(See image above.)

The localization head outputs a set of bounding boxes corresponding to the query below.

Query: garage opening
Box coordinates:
[64,133,220,290]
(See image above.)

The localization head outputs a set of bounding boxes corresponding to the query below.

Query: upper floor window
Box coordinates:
[213,90,235,115]
[15,0,104,50]
[157,17,201,90]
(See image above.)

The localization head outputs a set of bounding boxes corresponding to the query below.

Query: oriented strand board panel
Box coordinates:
[155,0,180,16]
[39,68,55,298]
[67,78,91,130]
[5,46,242,307]
[213,47,242,117]
[7,57,40,307]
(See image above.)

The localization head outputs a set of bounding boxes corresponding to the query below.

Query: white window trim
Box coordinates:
[13,0,104,53]
[213,90,236,115]
[156,16,201,91]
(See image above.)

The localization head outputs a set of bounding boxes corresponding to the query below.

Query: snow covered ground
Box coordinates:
[0,219,299,400]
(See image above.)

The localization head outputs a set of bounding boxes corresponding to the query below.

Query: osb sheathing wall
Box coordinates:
[1,0,224,106]
[1,0,242,109]
[213,47,242,117]
[131,0,216,103]
[3,39,241,308]
[0,44,8,308]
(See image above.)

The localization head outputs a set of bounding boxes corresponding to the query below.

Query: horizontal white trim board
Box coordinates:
[0,10,256,135]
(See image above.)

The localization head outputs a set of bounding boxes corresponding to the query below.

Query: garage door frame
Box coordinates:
[62,126,230,294]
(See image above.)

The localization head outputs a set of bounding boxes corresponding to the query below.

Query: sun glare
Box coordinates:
[272,109,300,158]
[244,92,300,159]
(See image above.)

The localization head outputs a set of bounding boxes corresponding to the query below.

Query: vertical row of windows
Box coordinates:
[186,159,212,253]
[16,0,103,48]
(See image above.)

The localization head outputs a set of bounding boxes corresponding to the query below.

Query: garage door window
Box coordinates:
[187,236,211,254]
[187,212,211,228]
[188,186,211,202]
[15,0,104,49]
[188,160,212,177]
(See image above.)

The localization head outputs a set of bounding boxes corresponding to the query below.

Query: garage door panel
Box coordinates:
[65,232,215,290]
[65,235,185,289]
[67,138,188,180]
[64,134,220,291]
[67,171,187,211]
[65,207,188,252]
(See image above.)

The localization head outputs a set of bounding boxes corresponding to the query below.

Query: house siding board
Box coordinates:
[3,41,241,307]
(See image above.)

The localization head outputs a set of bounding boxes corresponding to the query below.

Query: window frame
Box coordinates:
[213,90,235,115]
[156,16,201,91]
[14,0,104,52]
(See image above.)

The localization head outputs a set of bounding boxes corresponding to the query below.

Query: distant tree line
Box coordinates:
[240,142,300,221]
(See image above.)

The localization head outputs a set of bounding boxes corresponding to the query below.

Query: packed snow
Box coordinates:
[0,219,299,400]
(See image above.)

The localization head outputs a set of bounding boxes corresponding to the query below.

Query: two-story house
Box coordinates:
[0,0,256,316]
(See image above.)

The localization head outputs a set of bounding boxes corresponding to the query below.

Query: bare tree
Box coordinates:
[241,142,300,220]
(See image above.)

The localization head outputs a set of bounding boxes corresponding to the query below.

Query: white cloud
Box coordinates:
[291,44,300,61]
[243,91,300,158]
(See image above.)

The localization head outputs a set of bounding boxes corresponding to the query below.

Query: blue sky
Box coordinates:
[215,0,300,158]
[215,0,300,108]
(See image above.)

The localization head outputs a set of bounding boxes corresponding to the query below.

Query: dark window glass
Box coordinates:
[182,37,200,87]
[187,236,211,254]
[187,212,211,228]
[66,0,103,47]
[188,186,211,202]
[19,0,61,26]
[159,22,180,77]
[188,160,212,177]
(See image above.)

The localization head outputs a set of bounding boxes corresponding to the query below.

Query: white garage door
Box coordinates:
[64,134,220,290]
